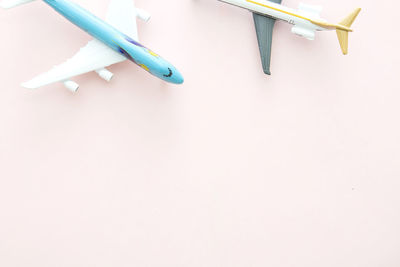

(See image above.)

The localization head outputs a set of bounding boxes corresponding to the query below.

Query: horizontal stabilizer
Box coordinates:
[0,0,36,9]
[336,8,361,54]
[339,8,361,28]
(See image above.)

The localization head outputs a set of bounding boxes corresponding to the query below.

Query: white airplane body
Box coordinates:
[222,0,325,34]
[219,0,361,74]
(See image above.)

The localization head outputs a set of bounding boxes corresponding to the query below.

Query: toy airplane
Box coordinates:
[1,0,184,91]
[218,0,361,75]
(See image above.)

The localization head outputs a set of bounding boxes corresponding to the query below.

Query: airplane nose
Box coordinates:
[161,62,184,84]
[174,72,184,84]
[170,68,184,84]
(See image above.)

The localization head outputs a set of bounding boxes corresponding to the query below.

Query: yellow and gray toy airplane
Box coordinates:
[218,0,361,75]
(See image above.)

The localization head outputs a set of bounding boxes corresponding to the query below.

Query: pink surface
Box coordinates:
[0,0,399,266]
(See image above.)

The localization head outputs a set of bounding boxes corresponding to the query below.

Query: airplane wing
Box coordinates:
[252,0,282,75]
[22,0,139,90]
[21,40,127,89]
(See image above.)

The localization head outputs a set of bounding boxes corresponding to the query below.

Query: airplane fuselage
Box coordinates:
[219,0,327,32]
[43,0,183,84]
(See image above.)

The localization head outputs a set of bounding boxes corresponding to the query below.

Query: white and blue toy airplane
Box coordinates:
[218,0,361,75]
[1,0,184,91]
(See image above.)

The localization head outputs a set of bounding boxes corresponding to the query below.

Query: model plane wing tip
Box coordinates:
[21,81,38,89]
[263,69,271,75]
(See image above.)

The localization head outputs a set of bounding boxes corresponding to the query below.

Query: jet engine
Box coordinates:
[96,68,114,82]
[136,8,151,22]
[291,26,315,40]
[63,80,79,92]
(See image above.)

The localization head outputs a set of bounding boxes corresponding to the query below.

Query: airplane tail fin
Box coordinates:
[336,8,361,55]
[0,0,36,9]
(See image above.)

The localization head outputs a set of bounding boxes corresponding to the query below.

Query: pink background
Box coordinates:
[1,0,399,266]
